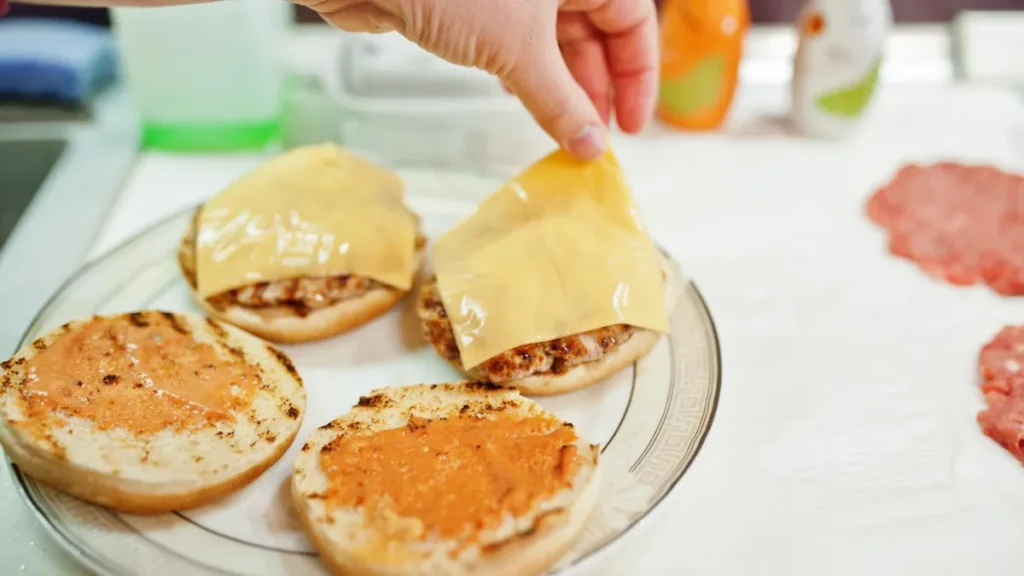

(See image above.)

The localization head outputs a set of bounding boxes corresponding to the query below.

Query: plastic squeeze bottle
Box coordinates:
[791,0,892,138]
[657,0,749,131]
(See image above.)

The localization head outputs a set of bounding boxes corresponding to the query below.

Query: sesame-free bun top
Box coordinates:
[0,311,306,514]
[292,382,601,576]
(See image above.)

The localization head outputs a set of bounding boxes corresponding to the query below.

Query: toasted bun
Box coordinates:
[508,329,660,396]
[292,383,601,576]
[182,242,426,345]
[0,311,306,514]
[188,283,409,345]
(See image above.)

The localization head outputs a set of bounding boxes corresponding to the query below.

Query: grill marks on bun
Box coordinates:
[292,383,601,576]
[0,311,306,514]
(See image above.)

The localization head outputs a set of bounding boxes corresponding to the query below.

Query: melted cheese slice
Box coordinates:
[194,144,419,299]
[433,148,670,370]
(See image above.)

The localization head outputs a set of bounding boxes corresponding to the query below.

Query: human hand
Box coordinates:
[294,0,659,161]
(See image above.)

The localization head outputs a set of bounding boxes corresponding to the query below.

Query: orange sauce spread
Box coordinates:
[21,314,261,435]
[320,414,579,541]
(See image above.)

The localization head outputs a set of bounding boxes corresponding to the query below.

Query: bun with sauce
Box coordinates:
[179,144,426,344]
[417,148,675,396]
[0,311,306,514]
[292,382,600,576]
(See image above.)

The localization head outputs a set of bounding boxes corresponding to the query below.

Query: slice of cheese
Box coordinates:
[433,147,669,370]
[194,144,419,299]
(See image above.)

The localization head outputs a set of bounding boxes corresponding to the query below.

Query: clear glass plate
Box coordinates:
[8,167,721,575]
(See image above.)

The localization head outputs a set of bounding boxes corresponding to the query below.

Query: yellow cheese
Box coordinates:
[433,147,669,370]
[194,144,419,299]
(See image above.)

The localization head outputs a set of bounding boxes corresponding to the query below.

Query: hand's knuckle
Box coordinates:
[315,1,400,33]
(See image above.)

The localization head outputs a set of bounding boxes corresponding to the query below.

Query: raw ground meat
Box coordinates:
[867,163,1024,295]
[979,326,1024,397]
[977,326,1024,463]
[977,393,1024,463]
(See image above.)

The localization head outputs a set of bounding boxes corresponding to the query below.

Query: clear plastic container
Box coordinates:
[110,1,291,152]
[326,33,554,170]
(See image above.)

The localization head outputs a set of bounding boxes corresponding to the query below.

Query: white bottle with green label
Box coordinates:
[791,0,891,139]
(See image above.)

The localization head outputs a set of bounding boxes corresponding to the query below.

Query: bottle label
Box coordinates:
[659,54,727,118]
[815,55,882,118]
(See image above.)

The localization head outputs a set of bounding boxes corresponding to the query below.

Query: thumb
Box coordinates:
[502,40,608,161]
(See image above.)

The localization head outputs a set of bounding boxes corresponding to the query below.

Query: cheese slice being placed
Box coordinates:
[433,148,670,370]
[194,144,419,299]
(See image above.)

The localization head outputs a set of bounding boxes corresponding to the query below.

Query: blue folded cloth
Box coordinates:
[0,19,117,105]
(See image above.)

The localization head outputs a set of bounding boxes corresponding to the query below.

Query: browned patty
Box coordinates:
[417,277,639,383]
[180,209,424,317]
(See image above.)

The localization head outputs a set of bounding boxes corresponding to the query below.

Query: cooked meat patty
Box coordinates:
[417,276,640,383]
[180,209,424,316]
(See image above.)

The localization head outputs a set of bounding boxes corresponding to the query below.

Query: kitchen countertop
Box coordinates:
[11,81,1024,576]
[6,23,1024,576]
[0,88,138,356]
[0,88,137,576]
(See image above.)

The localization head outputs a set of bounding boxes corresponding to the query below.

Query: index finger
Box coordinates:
[562,0,658,133]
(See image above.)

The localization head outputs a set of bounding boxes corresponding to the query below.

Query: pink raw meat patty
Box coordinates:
[867,163,1024,295]
[977,326,1024,464]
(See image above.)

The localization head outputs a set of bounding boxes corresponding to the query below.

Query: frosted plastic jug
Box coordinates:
[111,1,291,151]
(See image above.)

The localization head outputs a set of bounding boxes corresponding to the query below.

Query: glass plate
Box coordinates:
[8,168,721,575]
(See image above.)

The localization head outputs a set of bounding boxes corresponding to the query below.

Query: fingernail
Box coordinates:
[567,124,606,160]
